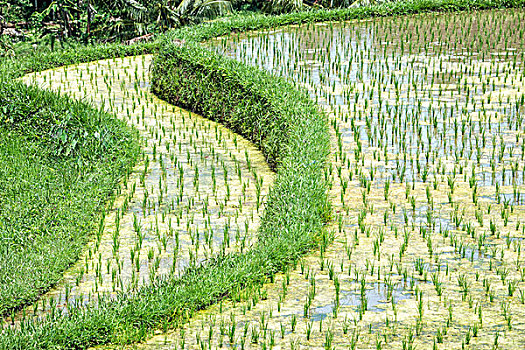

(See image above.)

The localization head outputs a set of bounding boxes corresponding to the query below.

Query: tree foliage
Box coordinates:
[2,0,395,45]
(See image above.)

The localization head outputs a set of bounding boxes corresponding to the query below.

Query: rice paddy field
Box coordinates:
[6,56,273,324]
[134,8,525,350]
[3,4,525,350]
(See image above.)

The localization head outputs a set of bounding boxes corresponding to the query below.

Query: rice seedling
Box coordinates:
[151,7,525,350]
[5,1,525,349]
[5,54,273,326]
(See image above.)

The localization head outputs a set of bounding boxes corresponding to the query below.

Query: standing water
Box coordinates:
[135,9,525,349]
[4,55,273,326]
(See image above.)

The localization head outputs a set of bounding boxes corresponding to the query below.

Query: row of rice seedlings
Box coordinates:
[169,8,525,349]
[139,182,524,348]
[5,55,273,326]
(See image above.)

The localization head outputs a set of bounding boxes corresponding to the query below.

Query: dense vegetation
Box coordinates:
[0,81,140,317]
[1,0,525,348]
[0,0,338,45]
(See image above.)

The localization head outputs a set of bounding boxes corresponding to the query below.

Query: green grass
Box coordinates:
[0,81,140,316]
[0,26,156,319]
[0,41,158,80]
[1,0,525,348]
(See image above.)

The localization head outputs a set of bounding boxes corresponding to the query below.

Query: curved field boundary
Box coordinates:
[0,80,140,317]
[6,55,273,325]
[1,0,524,348]
[150,31,332,319]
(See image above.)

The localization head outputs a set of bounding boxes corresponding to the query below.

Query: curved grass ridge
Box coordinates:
[150,38,331,232]
[150,38,331,294]
[0,81,140,316]
[0,43,158,80]
[2,0,525,348]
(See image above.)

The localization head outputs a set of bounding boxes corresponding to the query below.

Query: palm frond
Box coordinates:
[176,0,232,22]
[262,0,304,14]
[194,0,233,19]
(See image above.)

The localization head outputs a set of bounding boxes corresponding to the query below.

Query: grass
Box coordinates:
[1,0,525,348]
[16,53,276,328]
[0,42,158,80]
[0,81,140,316]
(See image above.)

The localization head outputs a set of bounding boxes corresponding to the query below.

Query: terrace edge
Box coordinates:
[2,0,524,347]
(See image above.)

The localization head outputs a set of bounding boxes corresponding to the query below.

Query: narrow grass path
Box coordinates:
[10,55,273,324]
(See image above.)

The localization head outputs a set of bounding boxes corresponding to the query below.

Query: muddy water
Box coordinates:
[6,55,273,325]
[128,9,525,349]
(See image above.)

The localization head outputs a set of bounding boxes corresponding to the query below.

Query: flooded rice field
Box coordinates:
[7,56,273,325]
[133,9,525,349]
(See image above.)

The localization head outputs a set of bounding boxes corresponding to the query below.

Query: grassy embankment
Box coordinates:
[1,0,524,348]
[0,81,141,317]
[0,42,158,318]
